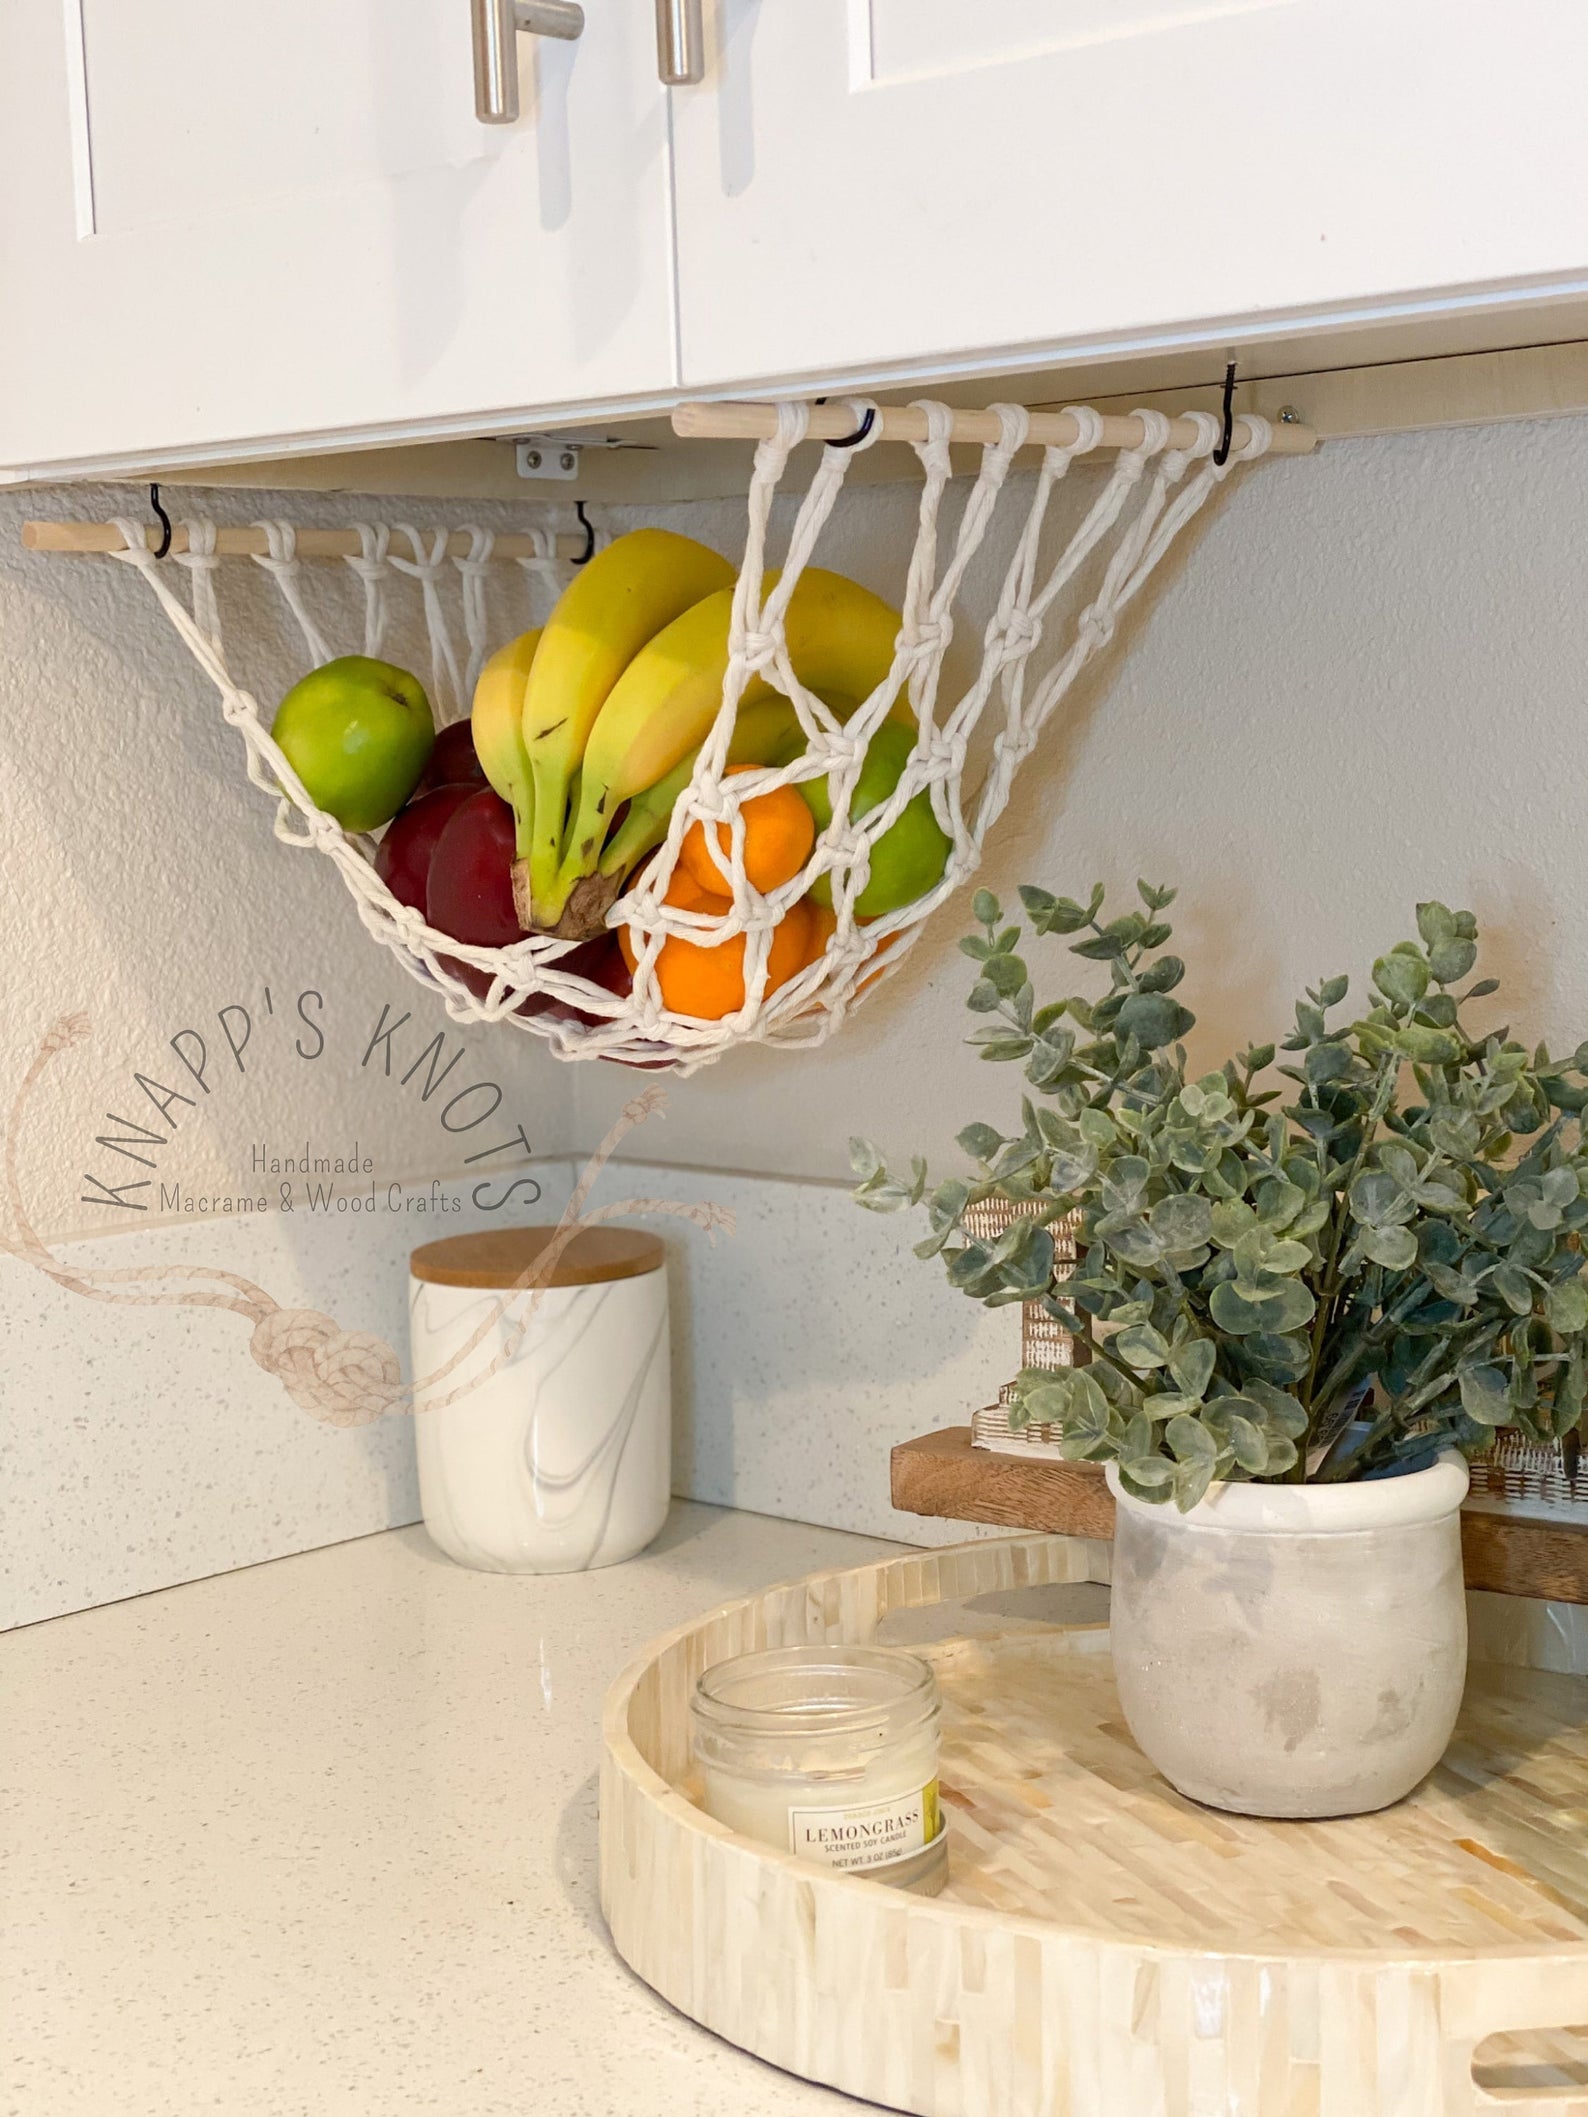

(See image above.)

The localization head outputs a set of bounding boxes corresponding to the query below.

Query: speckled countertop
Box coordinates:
[1,1507,902,2117]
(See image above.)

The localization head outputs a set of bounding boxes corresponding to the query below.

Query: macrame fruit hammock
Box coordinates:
[78,396,1306,1074]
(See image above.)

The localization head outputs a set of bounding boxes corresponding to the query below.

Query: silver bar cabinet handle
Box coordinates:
[655,0,704,84]
[471,0,585,125]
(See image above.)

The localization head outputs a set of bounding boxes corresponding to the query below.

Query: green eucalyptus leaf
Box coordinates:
[1208,1283,1270,1335]
[1115,1321,1171,1370]
[1490,1261,1536,1316]
[1209,1200,1258,1248]
[1374,946,1431,1007]
[1548,1275,1588,1336]
[1222,1412,1269,1474]
[1100,1218,1165,1269]
[981,952,1028,997]
[1304,1041,1354,1087]
[1553,1347,1586,1439]
[1115,991,1195,1049]
[1167,1336,1217,1398]
[1136,955,1187,995]
[1166,1414,1218,1464]
[1149,1194,1213,1251]
[1458,1363,1512,1427]
[1210,1277,1315,1335]
[1172,1457,1217,1512]
[1424,1259,1479,1307]
[1416,901,1458,948]
[1239,1333,1313,1382]
[849,1137,883,1181]
[1142,1390,1205,1420]
[1351,1168,1412,1229]
[1119,1458,1175,1499]
[1242,1380,1309,1437]
[956,1122,1004,1164]
[1253,1176,1306,1229]
[1361,1223,1419,1271]
[1397,1024,1463,1065]
[1428,937,1478,986]
[973,1033,1035,1062]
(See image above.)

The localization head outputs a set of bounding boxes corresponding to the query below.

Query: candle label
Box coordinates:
[787,1778,941,1872]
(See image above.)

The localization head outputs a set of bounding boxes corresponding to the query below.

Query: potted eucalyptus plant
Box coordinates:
[853,883,1588,1817]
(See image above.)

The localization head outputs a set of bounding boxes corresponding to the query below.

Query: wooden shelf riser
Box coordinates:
[891,1427,1588,1604]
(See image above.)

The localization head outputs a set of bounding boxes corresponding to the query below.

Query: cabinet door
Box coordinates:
[0,2,675,476]
[672,0,1588,389]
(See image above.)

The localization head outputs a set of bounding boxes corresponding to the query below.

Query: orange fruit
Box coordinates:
[621,864,814,1021]
[802,902,838,969]
[680,766,816,896]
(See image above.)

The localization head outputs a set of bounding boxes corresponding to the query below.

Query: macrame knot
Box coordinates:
[1129,408,1173,458]
[917,732,961,780]
[803,729,865,775]
[1231,412,1274,464]
[737,629,779,672]
[388,898,431,947]
[344,523,391,582]
[1062,405,1105,456]
[824,827,871,874]
[249,1307,404,1426]
[905,618,952,662]
[992,608,1042,665]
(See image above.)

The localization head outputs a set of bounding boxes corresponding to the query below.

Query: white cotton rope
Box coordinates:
[101,403,1274,1073]
[387,526,465,723]
[343,523,393,661]
[515,527,565,626]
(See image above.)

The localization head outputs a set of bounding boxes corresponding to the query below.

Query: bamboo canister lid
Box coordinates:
[409,1226,665,1289]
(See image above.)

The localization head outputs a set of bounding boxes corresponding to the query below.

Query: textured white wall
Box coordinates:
[576,415,1588,1186]
[0,484,579,1247]
[9,418,1588,1619]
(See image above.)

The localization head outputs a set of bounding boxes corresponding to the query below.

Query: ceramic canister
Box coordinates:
[409,1226,670,1574]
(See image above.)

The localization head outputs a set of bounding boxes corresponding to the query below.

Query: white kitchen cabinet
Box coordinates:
[8,0,1588,488]
[0,1,676,479]
[670,0,1588,392]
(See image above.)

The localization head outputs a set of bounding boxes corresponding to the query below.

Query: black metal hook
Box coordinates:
[573,498,596,565]
[1212,362,1237,468]
[149,483,173,560]
[826,405,876,451]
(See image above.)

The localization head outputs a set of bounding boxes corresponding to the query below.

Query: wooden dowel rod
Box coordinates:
[672,399,1318,457]
[20,522,590,562]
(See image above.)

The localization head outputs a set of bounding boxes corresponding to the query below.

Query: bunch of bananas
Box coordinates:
[470,529,907,940]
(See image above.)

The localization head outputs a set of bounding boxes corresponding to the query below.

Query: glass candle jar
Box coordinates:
[691,1645,947,1892]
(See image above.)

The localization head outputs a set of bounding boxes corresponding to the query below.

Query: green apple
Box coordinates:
[799,719,951,918]
[272,656,435,833]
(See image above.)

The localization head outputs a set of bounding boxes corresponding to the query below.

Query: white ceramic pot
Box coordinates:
[1105,1454,1470,1818]
[409,1227,670,1575]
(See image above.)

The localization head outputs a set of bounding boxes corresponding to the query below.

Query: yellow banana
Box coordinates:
[521,529,735,928]
[470,628,539,857]
[596,695,813,882]
[556,569,903,907]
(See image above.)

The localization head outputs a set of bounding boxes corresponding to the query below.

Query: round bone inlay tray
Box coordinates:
[598,1534,1588,2116]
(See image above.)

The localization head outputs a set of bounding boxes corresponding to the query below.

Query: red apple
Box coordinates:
[412,718,488,798]
[521,935,632,1025]
[426,787,525,948]
[374,784,474,913]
